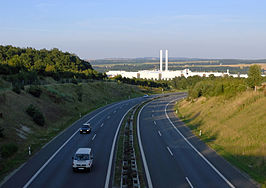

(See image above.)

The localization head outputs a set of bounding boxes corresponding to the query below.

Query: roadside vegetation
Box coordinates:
[175,65,266,187]
[0,80,143,181]
[0,45,147,182]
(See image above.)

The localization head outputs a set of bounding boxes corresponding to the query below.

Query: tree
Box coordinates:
[247,65,262,89]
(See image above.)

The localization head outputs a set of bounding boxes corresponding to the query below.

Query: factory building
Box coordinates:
[106,50,249,80]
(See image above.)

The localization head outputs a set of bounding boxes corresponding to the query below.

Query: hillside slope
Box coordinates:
[177,91,266,186]
[0,81,143,181]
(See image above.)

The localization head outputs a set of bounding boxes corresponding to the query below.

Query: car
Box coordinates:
[72,148,93,172]
[143,94,149,98]
[79,123,91,134]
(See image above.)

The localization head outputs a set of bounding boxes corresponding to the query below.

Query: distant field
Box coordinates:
[91,59,266,74]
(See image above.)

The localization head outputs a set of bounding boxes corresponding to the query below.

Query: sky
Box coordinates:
[0,0,266,59]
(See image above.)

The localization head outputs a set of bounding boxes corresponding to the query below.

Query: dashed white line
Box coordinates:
[158,131,162,136]
[100,123,104,127]
[165,99,235,188]
[185,177,194,188]
[23,99,133,188]
[153,121,156,125]
[104,105,137,188]
[167,146,173,156]
[92,134,96,140]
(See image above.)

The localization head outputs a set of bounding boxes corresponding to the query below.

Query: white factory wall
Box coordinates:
[106,69,247,80]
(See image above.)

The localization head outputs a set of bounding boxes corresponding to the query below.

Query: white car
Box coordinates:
[143,94,149,98]
[72,148,93,172]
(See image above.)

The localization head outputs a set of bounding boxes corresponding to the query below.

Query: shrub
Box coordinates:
[26,104,45,126]
[33,111,45,126]
[12,84,21,94]
[27,85,42,97]
[26,104,37,117]
[0,127,4,137]
[71,78,78,85]
[1,143,18,158]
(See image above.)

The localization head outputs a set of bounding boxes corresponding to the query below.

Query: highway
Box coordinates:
[1,97,145,188]
[138,93,257,188]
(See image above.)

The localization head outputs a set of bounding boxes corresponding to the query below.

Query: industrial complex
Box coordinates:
[106,50,249,80]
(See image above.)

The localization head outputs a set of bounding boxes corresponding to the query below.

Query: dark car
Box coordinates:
[79,124,91,134]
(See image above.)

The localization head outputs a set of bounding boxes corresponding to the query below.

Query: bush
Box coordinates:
[26,104,45,126]
[27,85,42,97]
[0,127,4,137]
[26,104,37,117]
[12,84,21,94]
[33,111,45,126]
[1,143,18,158]
[71,78,78,85]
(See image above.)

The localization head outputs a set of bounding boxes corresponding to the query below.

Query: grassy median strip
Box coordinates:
[113,110,132,186]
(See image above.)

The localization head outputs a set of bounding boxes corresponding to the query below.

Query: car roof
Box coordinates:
[76,148,91,154]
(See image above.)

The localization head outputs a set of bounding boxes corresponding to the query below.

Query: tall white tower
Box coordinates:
[160,50,163,72]
[165,50,168,71]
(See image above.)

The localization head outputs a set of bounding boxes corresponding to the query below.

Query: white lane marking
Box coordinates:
[23,129,79,188]
[107,116,110,119]
[104,105,137,188]
[23,99,133,188]
[185,177,194,188]
[113,110,116,113]
[137,102,153,188]
[167,146,173,156]
[92,134,96,140]
[152,114,154,117]
[153,121,156,125]
[158,131,162,136]
[165,99,235,188]
[100,123,104,127]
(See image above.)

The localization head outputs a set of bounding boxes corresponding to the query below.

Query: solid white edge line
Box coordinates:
[92,134,96,140]
[23,129,79,188]
[165,99,235,188]
[104,105,136,188]
[153,121,156,125]
[158,131,161,136]
[137,102,153,188]
[166,146,173,156]
[185,177,194,188]
[23,99,134,188]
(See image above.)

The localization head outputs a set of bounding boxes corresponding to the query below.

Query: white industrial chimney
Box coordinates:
[165,50,168,71]
[160,50,163,72]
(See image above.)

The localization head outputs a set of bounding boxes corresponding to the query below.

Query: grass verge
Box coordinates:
[175,91,266,187]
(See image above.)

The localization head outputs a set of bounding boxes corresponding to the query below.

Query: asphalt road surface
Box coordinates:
[1,97,145,188]
[138,93,257,188]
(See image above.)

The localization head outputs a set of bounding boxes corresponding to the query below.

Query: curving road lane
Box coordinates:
[1,97,145,188]
[138,93,257,188]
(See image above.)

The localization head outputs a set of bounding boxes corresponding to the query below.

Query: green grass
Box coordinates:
[176,90,266,187]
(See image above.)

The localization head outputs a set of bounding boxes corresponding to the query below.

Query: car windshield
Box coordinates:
[74,154,90,161]
[81,125,90,128]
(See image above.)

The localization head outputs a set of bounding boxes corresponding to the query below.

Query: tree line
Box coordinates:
[113,75,169,89]
[170,65,265,99]
[0,45,106,80]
